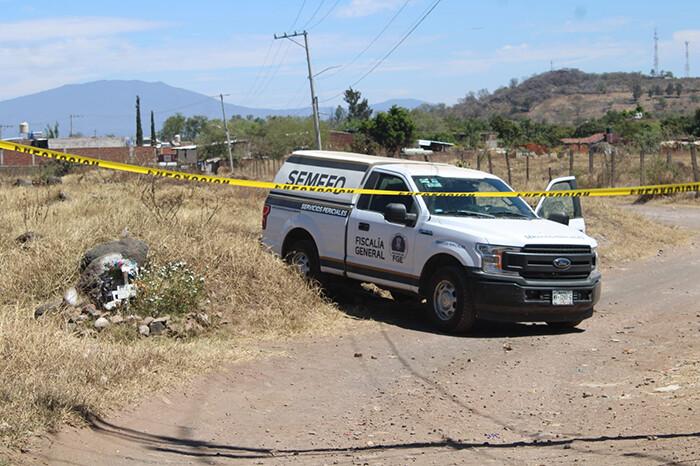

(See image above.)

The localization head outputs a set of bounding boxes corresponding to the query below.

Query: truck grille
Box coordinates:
[502,245,595,280]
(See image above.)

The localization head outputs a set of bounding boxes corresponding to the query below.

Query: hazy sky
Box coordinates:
[1,0,698,109]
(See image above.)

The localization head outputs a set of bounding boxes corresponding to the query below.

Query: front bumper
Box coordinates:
[467,269,601,323]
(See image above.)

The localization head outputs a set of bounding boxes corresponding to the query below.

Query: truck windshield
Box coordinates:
[412,176,536,219]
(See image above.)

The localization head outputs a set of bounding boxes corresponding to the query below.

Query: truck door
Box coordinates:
[346,171,419,290]
[535,176,586,233]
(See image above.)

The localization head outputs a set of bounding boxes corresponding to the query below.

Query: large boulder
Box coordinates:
[80,238,149,271]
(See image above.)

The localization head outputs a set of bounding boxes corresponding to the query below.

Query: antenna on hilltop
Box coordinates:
[686,41,690,78]
[653,28,659,77]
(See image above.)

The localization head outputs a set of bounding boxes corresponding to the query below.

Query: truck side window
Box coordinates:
[358,173,415,214]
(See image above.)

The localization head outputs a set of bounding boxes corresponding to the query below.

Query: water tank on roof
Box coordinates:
[173,134,181,144]
[19,122,29,134]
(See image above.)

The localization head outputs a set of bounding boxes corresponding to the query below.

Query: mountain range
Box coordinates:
[0,80,427,139]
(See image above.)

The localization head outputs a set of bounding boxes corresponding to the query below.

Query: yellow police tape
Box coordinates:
[2,140,699,198]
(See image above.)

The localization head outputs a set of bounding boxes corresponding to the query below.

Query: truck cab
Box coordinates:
[262,150,601,333]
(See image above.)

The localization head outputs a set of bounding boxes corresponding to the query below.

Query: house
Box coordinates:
[417,139,454,152]
[561,129,619,153]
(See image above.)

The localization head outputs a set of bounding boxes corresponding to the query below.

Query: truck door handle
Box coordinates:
[359,222,370,231]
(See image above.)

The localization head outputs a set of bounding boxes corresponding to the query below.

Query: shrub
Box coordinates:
[133,261,206,317]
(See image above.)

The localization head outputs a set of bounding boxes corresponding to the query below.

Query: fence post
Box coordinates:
[505,150,512,185]
[526,154,530,181]
[666,147,672,166]
[610,152,616,187]
[690,143,699,198]
[569,149,574,175]
[588,148,593,174]
[477,150,482,171]
[548,167,552,182]
[640,150,645,186]
[487,151,493,174]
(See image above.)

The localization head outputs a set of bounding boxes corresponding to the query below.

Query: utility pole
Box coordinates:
[274,30,322,150]
[70,114,83,137]
[219,93,234,171]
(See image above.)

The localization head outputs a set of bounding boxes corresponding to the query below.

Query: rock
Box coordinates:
[15,178,32,187]
[142,316,154,326]
[81,304,100,317]
[58,190,73,202]
[15,231,42,244]
[184,320,204,336]
[110,315,125,324]
[77,252,123,305]
[149,321,166,335]
[138,324,150,337]
[94,317,109,329]
[153,315,171,324]
[46,176,63,185]
[80,238,149,271]
[35,300,62,319]
[63,288,78,306]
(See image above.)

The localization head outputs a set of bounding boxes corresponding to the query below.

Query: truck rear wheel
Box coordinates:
[285,240,321,282]
[428,266,476,333]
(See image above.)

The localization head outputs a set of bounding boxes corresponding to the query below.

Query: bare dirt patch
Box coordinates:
[27,204,700,465]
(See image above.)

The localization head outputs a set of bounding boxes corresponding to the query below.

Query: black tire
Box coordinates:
[546,320,583,329]
[284,240,321,283]
[427,266,476,333]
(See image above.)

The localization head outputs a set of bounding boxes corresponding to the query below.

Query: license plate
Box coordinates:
[552,290,573,305]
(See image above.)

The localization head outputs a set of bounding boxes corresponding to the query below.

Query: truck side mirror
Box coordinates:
[384,203,417,227]
[547,211,570,226]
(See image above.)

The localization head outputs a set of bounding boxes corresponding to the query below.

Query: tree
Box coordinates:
[135,95,143,145]
[184,115,208,140]
[675,83,683,97]
[360,105,415,156]
[665,82,675,96]
[150,111,156,146]
[632,83,643,102]
[343,87,372,122]
[160,113,187,140]
[489,115,523,147]
[44,121,59,138]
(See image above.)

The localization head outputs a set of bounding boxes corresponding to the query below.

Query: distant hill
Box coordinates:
[450,69,700,125]
[0,80,428,139]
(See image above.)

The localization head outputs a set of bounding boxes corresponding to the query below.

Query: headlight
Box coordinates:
[591,247,599,273]
[476,243,520,276]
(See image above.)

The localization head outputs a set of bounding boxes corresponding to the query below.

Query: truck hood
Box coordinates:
[432,216,596,248]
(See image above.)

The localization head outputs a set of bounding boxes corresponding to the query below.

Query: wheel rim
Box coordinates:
[433,279,457,321]
[291,251,311,279]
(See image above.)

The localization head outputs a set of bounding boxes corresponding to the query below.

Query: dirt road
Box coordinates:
[35,206,699,465]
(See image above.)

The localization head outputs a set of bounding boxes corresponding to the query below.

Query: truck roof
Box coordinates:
[290,150,499,180]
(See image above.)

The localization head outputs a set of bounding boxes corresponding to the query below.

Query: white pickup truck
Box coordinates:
[262,150,601,333]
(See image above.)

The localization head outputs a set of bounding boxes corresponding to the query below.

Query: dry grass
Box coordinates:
[0,169,345,449]
[0,151,695,452]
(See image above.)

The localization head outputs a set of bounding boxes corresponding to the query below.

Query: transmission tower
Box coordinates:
[653,28,659,77]
[686,41,690,78]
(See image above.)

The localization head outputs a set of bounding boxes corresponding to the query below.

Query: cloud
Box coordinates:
[0,17,172,42]
[336,0,403,18]
[673,29,700,43]
[444,40,640,76]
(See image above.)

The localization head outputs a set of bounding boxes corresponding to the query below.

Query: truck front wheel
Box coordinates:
[428,266,476,333]
[285,240,320,283]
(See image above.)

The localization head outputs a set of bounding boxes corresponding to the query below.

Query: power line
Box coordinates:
[351,0,441,88]
[307,0,340,30]
[288,0,308,32]
[301,0,325,30]
[318,0,409,81]
[320,0,441,104]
